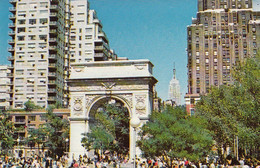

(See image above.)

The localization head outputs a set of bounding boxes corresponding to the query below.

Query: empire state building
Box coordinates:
[168,67,181,106]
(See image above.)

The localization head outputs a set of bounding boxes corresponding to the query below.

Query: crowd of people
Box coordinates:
[0,155,69,168]
[0,154,259,168]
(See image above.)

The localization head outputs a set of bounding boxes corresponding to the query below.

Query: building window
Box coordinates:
[243,42,247,48]
[40,18,48,24]
[206,80,209,85]
[18,19,26,24]
[29,35,36,40]
[28,116,36,121]
[18,36,25,41]
[29,19,36,25]
[40,115,47,121]
[214,80,218,86]
[85,35,92,39]
[190,109,195,116]
[196,88,200,93]
[18,27,26,33]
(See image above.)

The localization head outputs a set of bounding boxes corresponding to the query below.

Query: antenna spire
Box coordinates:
[173,62,176,79]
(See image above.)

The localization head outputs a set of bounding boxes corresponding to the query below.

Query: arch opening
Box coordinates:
[86,97,131,155]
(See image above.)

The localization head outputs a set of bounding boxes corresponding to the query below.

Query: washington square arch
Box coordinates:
[67,59,157,159]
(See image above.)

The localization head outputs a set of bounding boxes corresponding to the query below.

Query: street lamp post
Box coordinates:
[65,138,69,153]
[130,115,141,168]
[17,138,20,158]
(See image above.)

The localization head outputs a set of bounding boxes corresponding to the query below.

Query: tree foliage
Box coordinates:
[26,126,46,154]
[196,54,260,158]
[82,103,129,155]
[137,106,213,167]
[24,100,43,111]
[43,105,70,158]
[0,111,16,156]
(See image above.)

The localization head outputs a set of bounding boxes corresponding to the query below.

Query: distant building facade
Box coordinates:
[185,0,260,114]
[0,65,11,110]
[168,66,181,106]
[9,109,70,158]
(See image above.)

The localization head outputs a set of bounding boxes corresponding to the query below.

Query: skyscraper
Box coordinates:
[168,65,181,106]
[185,0,260,114]
[8,0,115,109]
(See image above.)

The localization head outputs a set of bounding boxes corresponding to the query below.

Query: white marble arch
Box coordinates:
[68,60,157,160]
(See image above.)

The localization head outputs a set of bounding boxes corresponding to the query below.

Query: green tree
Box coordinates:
[137,106,213,167]
[44,105,69,158]
[24,100,43,111]
[82,104,129,155]
[0,111,16,156]
[196,54,260,159]
[26,127,46,155]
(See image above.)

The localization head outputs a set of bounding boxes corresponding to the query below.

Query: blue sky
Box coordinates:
[0,0,259,103]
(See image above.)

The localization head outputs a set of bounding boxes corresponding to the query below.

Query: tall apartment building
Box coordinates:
[0,65,11,110]
[8,0,115,109]
[185,0,260,114]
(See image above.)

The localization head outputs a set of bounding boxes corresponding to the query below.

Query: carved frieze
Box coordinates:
[101,82,116,90]
[70,84,148,92]
[85,95,97,108]
[135,64,146,70]
[73,96,83,116]
[119,94,133,108]
[135,94,147,115]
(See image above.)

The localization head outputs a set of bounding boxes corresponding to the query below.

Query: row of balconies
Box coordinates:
[49,54,57,59]
[9,14,15,20]
[8,47,15,52]
[49,38,57,42]
[48,88,56,93]
[48,63,56,68]
[9,0,17,3]
[48,72,56,76]
[9,7,16,13]
[50,5,58,10]
[49,21,57,26]
[8,56,14,61]
[8,39,15,44]
[8,31,15,36]
[49,46,57,50]
[8,23,15,28]
[50,29,57,34]
[94,53,105,58]
[50,13,57,17]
